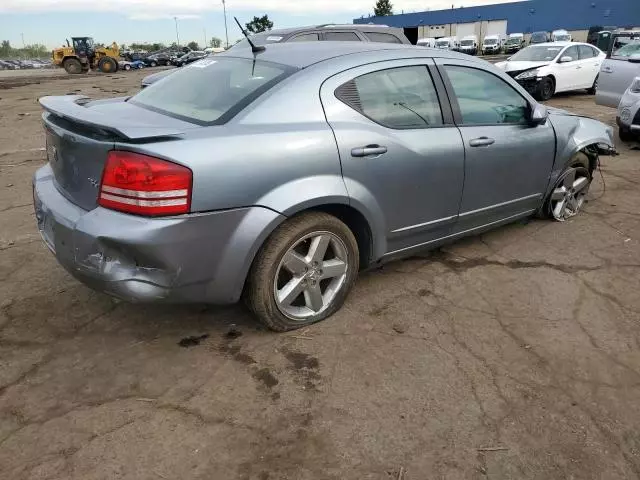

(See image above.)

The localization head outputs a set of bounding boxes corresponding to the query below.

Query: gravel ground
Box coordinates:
[1,68,640,480]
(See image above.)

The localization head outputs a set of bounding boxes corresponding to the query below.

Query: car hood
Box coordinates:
[495,61,550,72]
[141,68,176,87]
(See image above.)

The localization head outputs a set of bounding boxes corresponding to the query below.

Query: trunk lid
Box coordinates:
[40,95,196,211]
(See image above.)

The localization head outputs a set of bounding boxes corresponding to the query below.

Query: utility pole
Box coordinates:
[222,0,229,49]
[204,27,207,48]
[21,33,25,48]
[174,17,180,46]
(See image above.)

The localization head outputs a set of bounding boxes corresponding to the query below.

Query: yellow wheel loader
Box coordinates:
[52,38,120,74]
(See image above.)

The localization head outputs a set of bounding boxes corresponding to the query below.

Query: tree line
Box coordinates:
[0,40,49,59]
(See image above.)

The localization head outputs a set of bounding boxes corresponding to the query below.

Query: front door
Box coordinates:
[436,60,556,231]
[320,60,465,254]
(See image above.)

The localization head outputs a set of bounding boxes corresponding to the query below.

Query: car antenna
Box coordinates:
[234,17,265,53]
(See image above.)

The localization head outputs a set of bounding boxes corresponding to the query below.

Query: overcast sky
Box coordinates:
[0,0,522,49]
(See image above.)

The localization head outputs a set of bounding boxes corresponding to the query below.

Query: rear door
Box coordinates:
[578,44,603,89]
[435,59,555,231]
[320,59,465,255]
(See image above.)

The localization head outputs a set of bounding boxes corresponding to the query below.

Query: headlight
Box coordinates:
[631,77,640,93]
[515,69,540,80]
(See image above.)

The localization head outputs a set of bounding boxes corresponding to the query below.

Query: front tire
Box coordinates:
[98,56,117,73]
[543,153,592,222]
[244,212,359,332]
[150,61,157,67]
[619,126,634,142]
[536,77,555,101]
[63,58,82,74]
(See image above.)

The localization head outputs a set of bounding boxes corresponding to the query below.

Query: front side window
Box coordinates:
[365,32,402,44]
[562,46,580,62]
[324,32,361,41]
[444,65,529,125]
[130,57,293,124]
[336,66,443,129]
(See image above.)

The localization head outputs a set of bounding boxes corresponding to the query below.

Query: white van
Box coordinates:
[552,29,572,42]
[435,37,456,50]
[416,37,436,48]
[458,35,479,55]
[482,34,504,55]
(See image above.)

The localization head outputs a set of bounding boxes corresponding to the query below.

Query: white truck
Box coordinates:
[458,35,479,55]
[416,37,436,48]
[435,37,458,50]
[482,34,505,55]
[552,29,572,42]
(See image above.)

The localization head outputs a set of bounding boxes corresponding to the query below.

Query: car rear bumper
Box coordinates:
[33,164,284,304]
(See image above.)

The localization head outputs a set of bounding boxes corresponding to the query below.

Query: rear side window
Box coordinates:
[336,66,443,128]
[130,57,293,125]
[364,32,402,44]
[579,45,597,59]
[289,33,319,42]
[444,65,528,125]
[324,32,361,41]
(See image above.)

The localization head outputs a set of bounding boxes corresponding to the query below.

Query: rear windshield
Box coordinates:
[531,33,548,42]
[130,57,294,124]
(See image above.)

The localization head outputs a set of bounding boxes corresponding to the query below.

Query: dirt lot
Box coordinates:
[0,68,639,480]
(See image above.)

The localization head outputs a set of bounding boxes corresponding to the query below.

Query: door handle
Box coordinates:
[602,66,613,73]
[576,65,582,69]
[469,137,495,147]
[351,145,388,157]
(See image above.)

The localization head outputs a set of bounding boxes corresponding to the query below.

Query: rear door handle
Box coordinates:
[602,66,614,73]
[469,137,495,147]
[351,145,388,157]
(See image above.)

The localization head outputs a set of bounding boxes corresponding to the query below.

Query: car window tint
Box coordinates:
[337,66,443,128]
[578,45,595,59]
[289,33,319,42]
[324,32,361,41]
[131,57,293,124]
[563,46,580,62]
[444,65,528,125]
[364,32,402,44]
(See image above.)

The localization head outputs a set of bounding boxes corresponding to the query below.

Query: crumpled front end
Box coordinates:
[617,80,640,131]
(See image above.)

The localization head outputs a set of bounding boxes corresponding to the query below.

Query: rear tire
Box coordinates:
[150,61,157,67]
[587,74,599,95]
[98,56,117,73]
[244,212,359,332]
[124,64,131,71]
[536,77,555,101]
[63,58,82,74]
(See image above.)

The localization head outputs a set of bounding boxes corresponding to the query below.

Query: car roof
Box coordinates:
[217,41,474,69]
[252,24,398,36]
[528,42,576,47]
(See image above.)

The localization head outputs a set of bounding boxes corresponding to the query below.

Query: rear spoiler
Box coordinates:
[39,95,185,141]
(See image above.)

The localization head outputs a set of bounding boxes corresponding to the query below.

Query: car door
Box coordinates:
[553,45,581,91]
[435,60,556,231]
[578,45,603,88]
[320,60,465,254]
[597,36,640,107]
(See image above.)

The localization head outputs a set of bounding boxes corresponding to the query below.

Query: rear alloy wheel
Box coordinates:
[124,64,131,71]
[63,57,82,74]
[547,163,592,222]
[537,77,555,101]
[245,212,359,331]
[587,74,599,95]
[150,61,157,67]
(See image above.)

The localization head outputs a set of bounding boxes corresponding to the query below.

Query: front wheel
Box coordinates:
[98,56,117,73]
[150,61,157,67]
[244,212,359,332]
[619,126,635,142]
[543,153,592,222]
[536,77,555,101]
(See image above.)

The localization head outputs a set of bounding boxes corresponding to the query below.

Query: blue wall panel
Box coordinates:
[354,0,640,34]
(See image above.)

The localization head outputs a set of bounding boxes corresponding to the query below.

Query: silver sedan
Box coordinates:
[33,42,615,331]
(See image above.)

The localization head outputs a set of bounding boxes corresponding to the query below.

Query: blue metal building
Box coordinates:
[353,0,640,34]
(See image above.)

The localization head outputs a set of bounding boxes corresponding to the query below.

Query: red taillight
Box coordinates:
[98,151,192,216]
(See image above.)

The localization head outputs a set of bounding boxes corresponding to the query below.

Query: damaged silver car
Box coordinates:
[33,42,616,331]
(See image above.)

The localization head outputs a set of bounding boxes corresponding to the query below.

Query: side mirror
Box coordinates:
[629,54,640,64]
[559,56,573,63]
[530,104,548,126]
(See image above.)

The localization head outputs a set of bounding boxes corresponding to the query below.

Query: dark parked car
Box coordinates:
[145,53,171,67]
[174,51,208,67]
[530,31,550,44]
[34,42,615,331]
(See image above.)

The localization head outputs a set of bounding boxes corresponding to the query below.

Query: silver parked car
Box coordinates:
[617,76,640,140]
[596,31,640,109]
[33,43,615,331]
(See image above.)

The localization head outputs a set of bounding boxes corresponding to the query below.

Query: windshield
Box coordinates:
[436,40,449,47]
[510,45,562,61]
[484,38,498,45]
[531,33,547,43]
[555,34,571,41]
[130,57,294,124]
[460,40,474,46]
[612,37,640,57]
[506,38,521,44]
